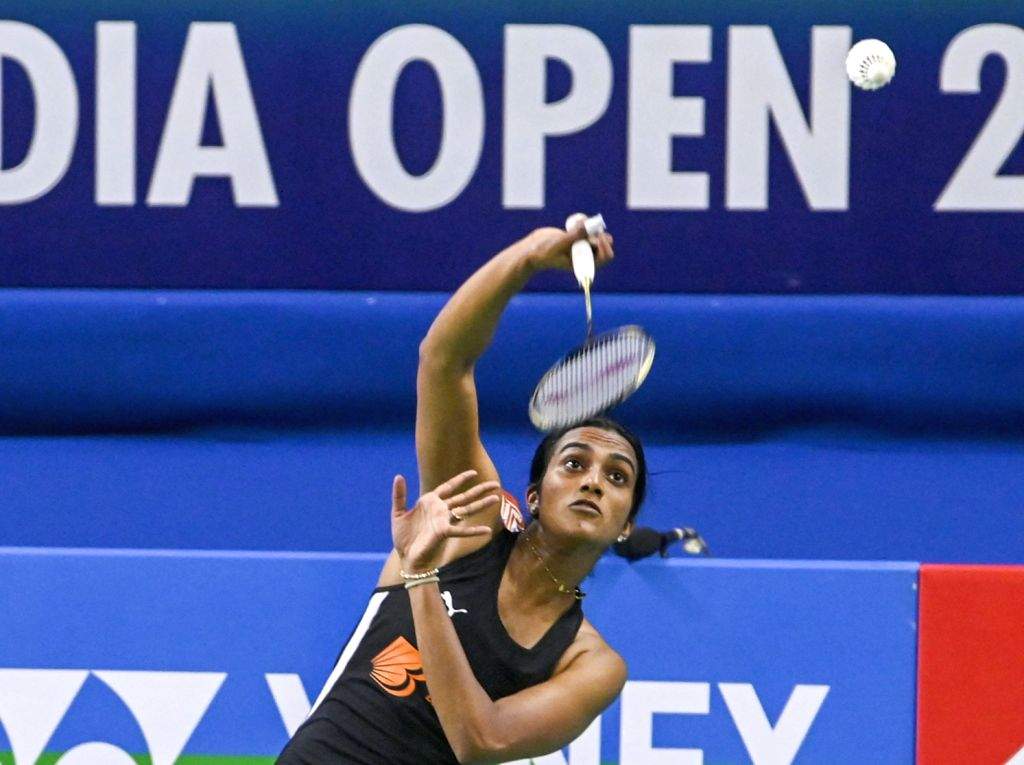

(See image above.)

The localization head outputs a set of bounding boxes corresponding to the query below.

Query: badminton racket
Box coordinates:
[528,214,656,431]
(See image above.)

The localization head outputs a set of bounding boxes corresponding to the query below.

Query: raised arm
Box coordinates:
[416,224,614,500]
[415,235,534,496]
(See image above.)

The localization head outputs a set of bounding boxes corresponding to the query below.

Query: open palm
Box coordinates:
[391,469,499,571]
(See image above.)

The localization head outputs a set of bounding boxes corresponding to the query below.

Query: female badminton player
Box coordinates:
[277,222,646,764]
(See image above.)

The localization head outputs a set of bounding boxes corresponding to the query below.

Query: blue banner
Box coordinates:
[0,549,919,763]
[0,3,1022,292]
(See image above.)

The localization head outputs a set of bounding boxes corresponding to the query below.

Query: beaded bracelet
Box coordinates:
[400,567,440,581]
[404,575,440,590]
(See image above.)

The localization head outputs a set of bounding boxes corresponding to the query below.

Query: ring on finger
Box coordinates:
[449,509,462,524]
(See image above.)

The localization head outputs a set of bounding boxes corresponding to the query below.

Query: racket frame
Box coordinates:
[528,324,656,432]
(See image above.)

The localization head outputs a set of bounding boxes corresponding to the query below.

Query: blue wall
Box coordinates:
[2,290,1023,563]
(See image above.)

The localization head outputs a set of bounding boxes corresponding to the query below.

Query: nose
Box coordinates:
[580,467,604,497]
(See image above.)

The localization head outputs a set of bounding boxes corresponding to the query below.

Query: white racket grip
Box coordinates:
[571,241,594,287]
[565,212,602,287]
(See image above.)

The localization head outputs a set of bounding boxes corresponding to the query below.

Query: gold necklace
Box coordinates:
[523,530,585,601]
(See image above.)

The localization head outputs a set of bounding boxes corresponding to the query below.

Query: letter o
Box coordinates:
[349,25,484,211]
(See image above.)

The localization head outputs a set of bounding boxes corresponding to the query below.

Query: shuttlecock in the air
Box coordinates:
[846,39,896,90]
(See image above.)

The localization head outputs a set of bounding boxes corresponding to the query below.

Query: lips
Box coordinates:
[569,499,601,515]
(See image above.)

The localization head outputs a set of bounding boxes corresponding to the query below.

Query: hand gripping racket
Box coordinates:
[528,214,656,432]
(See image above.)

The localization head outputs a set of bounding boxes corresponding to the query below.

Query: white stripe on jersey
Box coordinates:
[308,590,388,716]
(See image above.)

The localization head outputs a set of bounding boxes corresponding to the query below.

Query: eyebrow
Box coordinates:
[558,441,637,474]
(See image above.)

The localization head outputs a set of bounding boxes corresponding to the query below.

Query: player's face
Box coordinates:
[536,426,636,544]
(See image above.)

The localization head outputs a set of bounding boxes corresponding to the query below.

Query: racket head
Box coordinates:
[529,324,656,432]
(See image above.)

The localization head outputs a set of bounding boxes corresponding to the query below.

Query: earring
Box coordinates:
[617,533,628,543]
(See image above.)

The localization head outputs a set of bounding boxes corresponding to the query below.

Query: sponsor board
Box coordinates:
[0,4,1021,292]
[0,549,918,763]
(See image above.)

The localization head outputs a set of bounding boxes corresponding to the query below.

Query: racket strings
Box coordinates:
[530,326,655,431]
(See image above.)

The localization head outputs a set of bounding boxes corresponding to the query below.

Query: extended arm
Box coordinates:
[415,238,535,496]
[378,224,612,583]
[416,225,614,500]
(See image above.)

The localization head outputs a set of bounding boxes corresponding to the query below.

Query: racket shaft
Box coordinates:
[583,282,593,336]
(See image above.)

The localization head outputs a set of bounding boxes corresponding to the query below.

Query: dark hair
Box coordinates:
[527,416,647,521]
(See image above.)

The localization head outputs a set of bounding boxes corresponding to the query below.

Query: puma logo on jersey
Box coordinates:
[370,636,425,697]
[441,590,467,616]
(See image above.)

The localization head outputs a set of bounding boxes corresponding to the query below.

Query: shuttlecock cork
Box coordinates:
[846,39,896,90]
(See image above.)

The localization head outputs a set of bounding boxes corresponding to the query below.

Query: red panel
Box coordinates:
[917,564,1024,765]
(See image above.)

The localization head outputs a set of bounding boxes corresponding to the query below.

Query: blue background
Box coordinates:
[1,10,1022,559]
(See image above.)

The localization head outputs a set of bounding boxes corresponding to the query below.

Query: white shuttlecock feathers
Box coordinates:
[846,39,896,90]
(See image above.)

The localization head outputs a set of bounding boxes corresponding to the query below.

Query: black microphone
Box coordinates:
[612,526,710,561]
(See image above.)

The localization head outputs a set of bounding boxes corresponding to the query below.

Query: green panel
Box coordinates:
[0,755,276,765]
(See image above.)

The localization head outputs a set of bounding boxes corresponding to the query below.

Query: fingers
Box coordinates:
[592,232,614,265]
[450,494,500,520]
[566,218,587,240]
[433,469,478,499]
[391,474,407,516]
[445,525,493,539]
[562,219,590,249]
[445,480,500,509]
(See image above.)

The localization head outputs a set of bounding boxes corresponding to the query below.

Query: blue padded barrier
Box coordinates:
[3,290,1024,433]
[2,290,1023,562]
[4,425,1024,562]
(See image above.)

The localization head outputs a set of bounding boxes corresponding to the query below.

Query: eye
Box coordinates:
[609,470,628,485]
[564,457,583,470]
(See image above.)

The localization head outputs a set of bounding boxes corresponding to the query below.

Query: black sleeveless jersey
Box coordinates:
[278,529,584,764]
